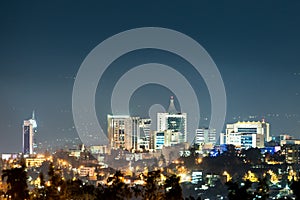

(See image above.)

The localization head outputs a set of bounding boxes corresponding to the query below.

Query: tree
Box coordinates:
[82,184,96,199]
[2,162,29,200]
[144,170,164,200]
[65,179,83,199]
[62,179,91,200]
[46,162,64,199]
[39,172,45,187]
[164,174,183,200]
[225,144,237,157]
[226,180,253,200]
[104,170,132,200]
[31,172,47,200]
[291,180,300,200]
[254,177,269,200]
[243,148,262,165]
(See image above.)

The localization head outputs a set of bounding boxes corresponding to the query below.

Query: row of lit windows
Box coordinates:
[237,128,257,133]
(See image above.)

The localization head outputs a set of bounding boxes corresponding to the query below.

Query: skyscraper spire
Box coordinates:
[167,96,178,114]
[32,110,35,120]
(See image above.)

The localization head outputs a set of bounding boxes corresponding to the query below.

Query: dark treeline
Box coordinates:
[1,160,185,200]
[2,161,300,200]
[1,146,300,200]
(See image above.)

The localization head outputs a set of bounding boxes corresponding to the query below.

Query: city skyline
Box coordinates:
[0,1,300,152]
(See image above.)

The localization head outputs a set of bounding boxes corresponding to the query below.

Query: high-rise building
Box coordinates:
[195,128,216,146]
[157,96,187,143]
[138,119,151,150]
[220,120,270,148]
[108,115,131,150]
[130,117,140,151]
[23,111,37,155]
[107,115,141,152]
[139,119,151,141]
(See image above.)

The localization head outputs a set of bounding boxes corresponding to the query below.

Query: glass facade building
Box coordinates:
[220,120,269,148]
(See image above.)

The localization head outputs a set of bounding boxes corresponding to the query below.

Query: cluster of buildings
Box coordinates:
[20,97,292,159]
[106,97,278,157]
[107,96,188,153]
[21,97,300,168]
[19,95,300,169]
[0,97,296,199]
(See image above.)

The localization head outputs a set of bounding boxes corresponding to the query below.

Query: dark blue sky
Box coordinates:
[0,1,299,152]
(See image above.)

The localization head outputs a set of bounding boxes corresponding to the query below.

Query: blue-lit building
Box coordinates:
[241,134,256,149]
[155,132,165,150]
[260,146,280,155]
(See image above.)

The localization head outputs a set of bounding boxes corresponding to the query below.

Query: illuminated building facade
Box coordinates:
[157,96,187,143]
[138,119,151,150]
[283,144,300,164]
[154,130,180,150]
[23,111,37,155]
[107,115,142,152]
[195,128,216,147]
[108,115,133,151]
[220,120,270,148]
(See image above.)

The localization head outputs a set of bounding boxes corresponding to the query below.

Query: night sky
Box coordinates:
[0,1,299,152]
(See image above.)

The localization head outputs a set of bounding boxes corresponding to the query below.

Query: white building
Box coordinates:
[195,128,216,146]
[191,171,203,184]
[107,115,139,151]
[220,132,257,149]
[157,96,187,143]
[138,119,151,150]
[23,111,37,155]
[220,120,270,148]
[108,115,153,152]
[79,167,95,177]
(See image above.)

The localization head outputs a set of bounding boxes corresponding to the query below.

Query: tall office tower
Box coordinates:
[23,111,37,155]
[195,128,216,146]
[130,117,140,151]
[138,119,151,150]
[220,120,270,148]
[107,115,140,152]
[157,96,187,143]
[139,119,151,141]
